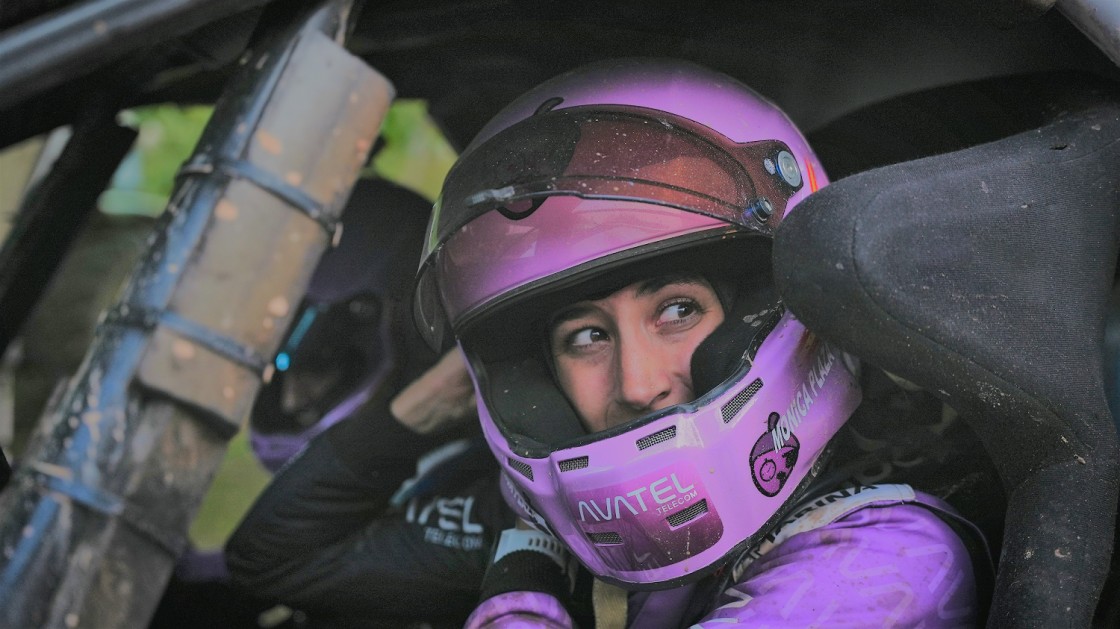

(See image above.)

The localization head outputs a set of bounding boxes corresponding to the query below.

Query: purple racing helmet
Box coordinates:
[250,178,433,472]
[413,58,861,588]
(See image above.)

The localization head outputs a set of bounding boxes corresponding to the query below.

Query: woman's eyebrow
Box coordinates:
[634,274,707,296]
[549,304,597,328]
[549,274,709,329]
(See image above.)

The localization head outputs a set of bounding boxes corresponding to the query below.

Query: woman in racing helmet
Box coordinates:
[413,58,988,627]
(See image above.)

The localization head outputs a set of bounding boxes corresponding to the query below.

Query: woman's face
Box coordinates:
[548,274,725,433]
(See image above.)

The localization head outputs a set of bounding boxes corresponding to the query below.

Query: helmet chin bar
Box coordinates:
[521,443,836,591]
[475,311,862,587]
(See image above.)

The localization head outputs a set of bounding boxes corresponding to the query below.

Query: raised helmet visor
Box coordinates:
[414,104,804,350]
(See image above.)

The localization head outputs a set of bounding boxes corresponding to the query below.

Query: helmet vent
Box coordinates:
[558,456,589,472]
[636,426,677,451]
[588,532,623,545]
[666,500,709,528]
[507,458,534,481]
[720,378,764,423]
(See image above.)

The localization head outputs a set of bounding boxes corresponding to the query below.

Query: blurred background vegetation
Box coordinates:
[0,99,457,550]
[105,99,455,217]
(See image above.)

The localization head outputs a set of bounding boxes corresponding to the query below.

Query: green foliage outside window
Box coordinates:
[105,99,455,218]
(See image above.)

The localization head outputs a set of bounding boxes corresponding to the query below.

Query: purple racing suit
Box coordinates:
[467,484,985,628]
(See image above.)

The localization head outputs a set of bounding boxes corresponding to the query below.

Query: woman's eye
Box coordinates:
[658,301,699,326]
[569,327,608,348]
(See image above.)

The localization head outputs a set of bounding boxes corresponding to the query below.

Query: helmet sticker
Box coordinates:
[750,412,800,497]
[749,340,839,497]
[568,464,723,571]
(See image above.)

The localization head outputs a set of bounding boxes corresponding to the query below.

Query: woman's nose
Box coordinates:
[616,334,674,414]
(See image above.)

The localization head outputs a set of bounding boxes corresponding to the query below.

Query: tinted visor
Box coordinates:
[426,104,801,257]
[415,104,803,349]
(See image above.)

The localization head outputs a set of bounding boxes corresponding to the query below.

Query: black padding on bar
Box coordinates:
[775,103,1120,627]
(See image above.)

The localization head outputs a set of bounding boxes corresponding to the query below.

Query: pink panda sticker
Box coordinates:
[749,412,799,497]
